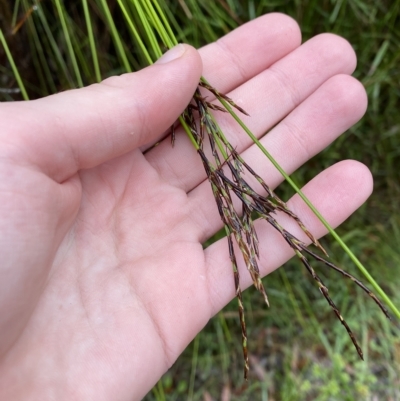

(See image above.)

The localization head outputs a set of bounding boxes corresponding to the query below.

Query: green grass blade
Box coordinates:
[151,0,178,46]
[98,0,131,73]
[157,2,187,43]
[24,15,50,96]
[117,0,153,65]
[188,333,200,400]
[25,7,57,94]
[35,2,75,88]
[54,0,83,87]
[132,0,163,59]
[0,29,29,100]
[64,16,94,82]
[141,0,175,49]
[82,0,101,83]
[11,0,21,28]
[367,39,390,77]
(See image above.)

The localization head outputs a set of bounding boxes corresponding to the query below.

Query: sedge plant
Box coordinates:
[116,0,397,379]
[2,0,399,384]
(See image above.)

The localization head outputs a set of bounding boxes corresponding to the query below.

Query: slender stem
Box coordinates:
[151,0,178,46]
[206,108,232,161]
[117,0,153,65]
[132,0,162,59]
[82,0,101,83]
[54,0,83,87]
[26,4,57,94]
[211,81,400,319]
[179,116,199,150]
[99,0,131,73]
[188,334,200,400]
[141,0,174,49]
[35,1,74,88]
[138,0,400,320]
[0,29,29,100]
[24,16,48,96]
[11,0,21,28]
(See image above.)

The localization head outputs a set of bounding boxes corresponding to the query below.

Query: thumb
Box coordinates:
[1,44,202,182]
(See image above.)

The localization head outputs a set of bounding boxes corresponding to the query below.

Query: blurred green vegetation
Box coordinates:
[1,0,399,399]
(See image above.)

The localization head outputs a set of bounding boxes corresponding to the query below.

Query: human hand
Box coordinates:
[0,13,370,400]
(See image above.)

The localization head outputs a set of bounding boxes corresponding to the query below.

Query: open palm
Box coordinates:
[0,14,371,400]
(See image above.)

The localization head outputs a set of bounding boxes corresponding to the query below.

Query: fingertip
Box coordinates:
[342,159,373,199]
[349,77,368,118]
[182,44,204,78]
[310,33,357,74]
[9,44,203,181]
[99,44,202,92]
[266,12,302,47]
[331,159,374,216]
[323,74,368,125]
[338,74,368,117]
[288,160,373,238]
[314,159,373,209]
[156,44,203,71]
[89,43,202,148]
[155,43,203,95]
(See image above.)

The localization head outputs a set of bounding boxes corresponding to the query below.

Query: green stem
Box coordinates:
[179,116,199,150]
[211,82,400,320]
[151,0,178,46]
[99,0,131,73]
[11,0,21,28]
[0,29,29,100]
[138,0,400,320]
[54,0,83,87]
[117,0,153,65]
[188,334,200,400]
[82,0,101,83]
[131,0,162,60]
[35,1,74,88]
[26,5,57,94]
[141,0,174,49]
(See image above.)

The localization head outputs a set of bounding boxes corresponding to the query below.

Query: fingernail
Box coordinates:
[155,44,186,64]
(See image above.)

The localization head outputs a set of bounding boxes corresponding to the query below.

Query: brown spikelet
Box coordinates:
[178,80,390,379]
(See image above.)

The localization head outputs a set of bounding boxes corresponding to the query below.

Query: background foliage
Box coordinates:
[1,0,399,399]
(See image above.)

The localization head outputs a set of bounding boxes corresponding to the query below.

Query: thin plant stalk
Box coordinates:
[188,334,200,400]
[0,29,29,100]
[137,3,390,312]
[82,0,101,83]
[141,0,175,48]
[117,0,153,65]
[213,88,400,320]
[130,0,156,56]
[11,0,22,28]
[151,0,178,46]
[98,0,131,73]
[24,13,49,96]
[54,0,83,87]
[11,1,39,35]
[132,1,397,377]
[34,1,75,88]
[25,7,57,94]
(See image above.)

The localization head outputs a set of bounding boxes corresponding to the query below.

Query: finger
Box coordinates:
[146,33,357,192]
[188,73,368,241]
[0,45,202,183]
[140,13,301,152]
[204,160,373,315]
[199,13,301,96]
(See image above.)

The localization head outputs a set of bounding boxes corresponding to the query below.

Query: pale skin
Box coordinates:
[0,13,371,400]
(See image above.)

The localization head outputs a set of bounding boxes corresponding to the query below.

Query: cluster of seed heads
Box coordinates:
[178,79,391,380]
